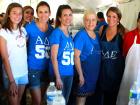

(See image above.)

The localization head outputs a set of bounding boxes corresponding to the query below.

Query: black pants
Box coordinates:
[85,86,102,105]
[101,90,119,105]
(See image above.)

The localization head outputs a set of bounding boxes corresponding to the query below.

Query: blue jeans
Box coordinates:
[28,70,48,89]
[61,76,73,104]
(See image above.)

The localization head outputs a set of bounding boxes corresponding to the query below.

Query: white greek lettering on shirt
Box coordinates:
[91,47,94,54]
[35,36,50,59]
[102,50,118,59]
[62,42,74,65]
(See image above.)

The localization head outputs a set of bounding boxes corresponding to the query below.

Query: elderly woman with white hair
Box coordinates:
[74,10,101,105]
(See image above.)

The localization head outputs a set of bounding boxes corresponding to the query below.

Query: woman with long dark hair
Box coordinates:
[98,7,126,105]
[49,5,74,104]
[0,3,28,105]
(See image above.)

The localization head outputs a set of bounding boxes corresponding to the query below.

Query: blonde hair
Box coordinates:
[83,9,97,20]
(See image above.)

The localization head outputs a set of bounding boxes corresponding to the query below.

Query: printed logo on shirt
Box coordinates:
[91,46,101,55]
[64,42,74,50]
[16,35,26,48]
[102,50,118,59]
[62,42,74,65]
[35,36,50,59]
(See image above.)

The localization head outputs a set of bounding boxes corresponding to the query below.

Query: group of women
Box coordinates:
[0,1,140,105]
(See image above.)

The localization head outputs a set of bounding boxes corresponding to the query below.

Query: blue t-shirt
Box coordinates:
[95,21,107,32]
[25,21,54,70]
[49,28,74,76]
[74,28,100,61]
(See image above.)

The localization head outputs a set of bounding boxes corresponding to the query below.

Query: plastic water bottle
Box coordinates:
[137,89,140,105]
[137,99,140,105]
[52,90,65,105]
[46,82,57,105]
[128,81,140,105]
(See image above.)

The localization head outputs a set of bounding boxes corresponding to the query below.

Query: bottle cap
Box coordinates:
[50,82,55,86]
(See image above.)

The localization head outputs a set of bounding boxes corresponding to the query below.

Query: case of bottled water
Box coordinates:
[46,82,57,105]
[52,90,65,105]
[128,81,140,105]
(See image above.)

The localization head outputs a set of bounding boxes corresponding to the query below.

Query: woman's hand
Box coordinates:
[79,74,85,87]
[56,78,63,90]
[8,81,18,97]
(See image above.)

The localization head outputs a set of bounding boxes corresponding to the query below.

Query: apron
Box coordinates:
[77,37,101,96]
[100,33,124,92]
[117,36,140,105]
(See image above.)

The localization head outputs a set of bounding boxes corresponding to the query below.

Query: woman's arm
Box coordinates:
[0,37,14,82]
[51,44,63,89]
[74,48,84,87]
[0,36,17,96]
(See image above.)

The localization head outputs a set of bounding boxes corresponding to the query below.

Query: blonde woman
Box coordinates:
[74,10,101,105]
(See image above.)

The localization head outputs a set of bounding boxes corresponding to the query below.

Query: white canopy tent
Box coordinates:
[0,0,139,30]
[67,0,140,30]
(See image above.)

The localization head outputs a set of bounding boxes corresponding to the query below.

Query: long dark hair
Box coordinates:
[107,7,125,36]
[55,5,72,28]
[3,3,23,32]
